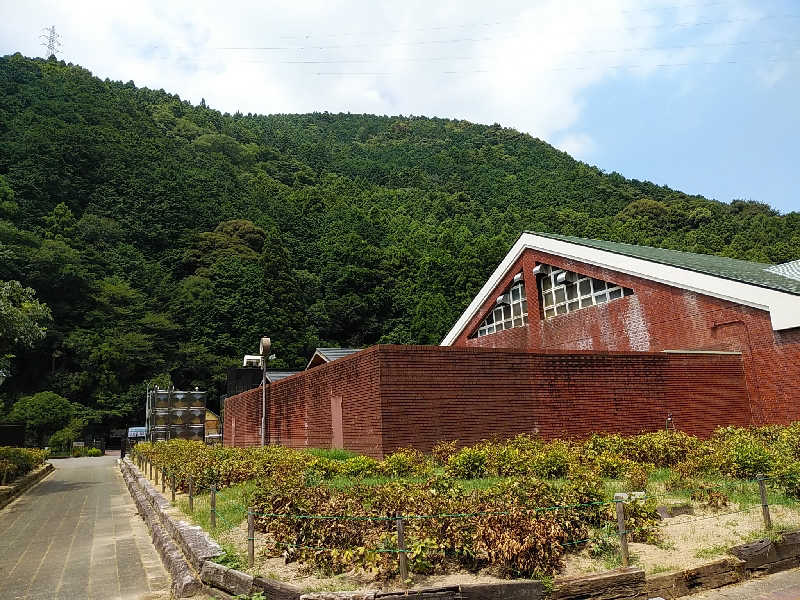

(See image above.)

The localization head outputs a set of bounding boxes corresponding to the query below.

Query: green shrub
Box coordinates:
[87,447,103,457]
[446,446,488,479]
[0,447,49,483]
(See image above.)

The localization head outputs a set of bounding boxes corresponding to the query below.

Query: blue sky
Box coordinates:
[1,0,798,212]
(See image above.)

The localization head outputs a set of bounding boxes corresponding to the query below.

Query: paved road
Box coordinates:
[673,568,800,600]
[0,456,169,600]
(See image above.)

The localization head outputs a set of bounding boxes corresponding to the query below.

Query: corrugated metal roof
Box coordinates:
[527,231,800,296]
[315,348,362,361]
[266,370,301,382]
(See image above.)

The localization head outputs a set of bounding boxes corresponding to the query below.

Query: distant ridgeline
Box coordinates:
[0,53,798,424]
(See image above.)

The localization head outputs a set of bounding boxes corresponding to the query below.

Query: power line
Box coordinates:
[39,25,61,58]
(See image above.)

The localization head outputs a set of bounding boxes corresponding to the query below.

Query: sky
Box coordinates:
[1,0,798,213]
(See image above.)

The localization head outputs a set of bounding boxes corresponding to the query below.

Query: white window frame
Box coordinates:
[537,264,631,319]
[474,280,528,338]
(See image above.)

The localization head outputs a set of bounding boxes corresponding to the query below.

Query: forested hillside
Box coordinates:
[1,53,798,427]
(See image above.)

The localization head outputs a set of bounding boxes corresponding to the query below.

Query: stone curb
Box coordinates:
[120,459,203,597]
[0,462,54,510]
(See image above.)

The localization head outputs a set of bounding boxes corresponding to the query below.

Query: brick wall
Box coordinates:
[377,345,750,455]
[454,248,800,424]
[223,386,263,447]
[224,345,751,458]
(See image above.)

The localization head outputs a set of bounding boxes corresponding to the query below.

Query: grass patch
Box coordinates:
[648,563,676,575]
[694,544,728,559]
[177,479,258,534]
[305,448,359,461]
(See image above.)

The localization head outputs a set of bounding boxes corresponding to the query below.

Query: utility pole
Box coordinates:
[40,26,62,58]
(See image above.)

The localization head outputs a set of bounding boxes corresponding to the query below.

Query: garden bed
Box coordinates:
[131,424,800,593]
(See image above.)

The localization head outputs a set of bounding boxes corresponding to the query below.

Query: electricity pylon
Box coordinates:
[40,26,61,58]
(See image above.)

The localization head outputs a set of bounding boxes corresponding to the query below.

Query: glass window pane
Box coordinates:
[554,288,566,303]
[513,317,522,327]
[609,288,622,300]
[579,279,591,296]
[519,285,526,300]
[521,299,528,314]
[503,305,512,320]
[623,287,634,296]
[545,308,556,318]
[592,278,606,292]
[543,292,554,307]
[511,286,520,301]
[542,277,552,291]
[512,303,521,317]
[568,301,579,312]
[580,297,593,308]
[523,315,529,325]
[566,283,578,300]
[485,312,494,324]
[556,304,568,315]
[595,293,608,304]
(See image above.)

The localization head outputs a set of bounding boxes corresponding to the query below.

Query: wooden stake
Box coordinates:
[171,473,176,502]
[161,469,166,493]
[758,474,772,530]
[615,499,629,568]
[248,508,255,567]
[188,477,194,513]
[210,485,216,528]
[396,514,408,582]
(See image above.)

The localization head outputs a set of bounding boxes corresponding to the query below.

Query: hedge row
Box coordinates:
[0,447,49,485]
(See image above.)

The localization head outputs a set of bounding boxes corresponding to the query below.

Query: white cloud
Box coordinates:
[554,132,597,160]
[0,0,766,142]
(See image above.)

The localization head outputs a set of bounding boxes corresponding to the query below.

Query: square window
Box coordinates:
[568,301,579,312]
[609,288,622,300]
[543,292,554,307]
[592,278,606,292]
[545,308,556,318]
[556,304,568,315]
[521,299,528,314]
[511,286,521,301]
[566,283,578,300]
[542,277,552,291]
[503,305,512,320]
[512,303,521,317]
[579,279,591,296]
[554,288,566,304]
[623,287,634,296]
[523,315,529,325]
[580,297,593,308]
[595,293,608,304]
[519,286,526,300]
[513,317,522,327]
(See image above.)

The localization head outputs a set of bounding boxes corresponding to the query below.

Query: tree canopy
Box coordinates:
[0,53,797,428]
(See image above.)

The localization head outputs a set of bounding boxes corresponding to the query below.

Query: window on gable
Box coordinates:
[473,277,528,338]
[536,264,633,319]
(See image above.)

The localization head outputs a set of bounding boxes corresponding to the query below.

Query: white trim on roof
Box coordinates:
[441,232,800,345]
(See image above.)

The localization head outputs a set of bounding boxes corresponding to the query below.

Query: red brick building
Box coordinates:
[223,233,800,455]
[442,232,800,425]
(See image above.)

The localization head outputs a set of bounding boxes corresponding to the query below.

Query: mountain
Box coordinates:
[1,53,798,424]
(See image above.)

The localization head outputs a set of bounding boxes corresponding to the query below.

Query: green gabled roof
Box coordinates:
[527,231,800,296]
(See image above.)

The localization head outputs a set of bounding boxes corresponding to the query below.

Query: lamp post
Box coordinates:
[259,337,270,446]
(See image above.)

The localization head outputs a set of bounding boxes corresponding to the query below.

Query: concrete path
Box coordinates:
[686,568,800,599]
[0,456,169,600]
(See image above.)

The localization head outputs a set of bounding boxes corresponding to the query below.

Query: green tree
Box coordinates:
[0,280,52,376]
[8,391,73,446]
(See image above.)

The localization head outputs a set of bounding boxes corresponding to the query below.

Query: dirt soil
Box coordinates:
[562,502,800,577]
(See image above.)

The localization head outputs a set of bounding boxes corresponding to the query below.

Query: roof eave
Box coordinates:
[441,232,800,345]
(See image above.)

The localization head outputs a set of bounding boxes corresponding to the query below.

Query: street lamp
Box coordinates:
[259,337,270,446]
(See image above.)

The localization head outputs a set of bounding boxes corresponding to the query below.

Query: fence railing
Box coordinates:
[132,454,778,570]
